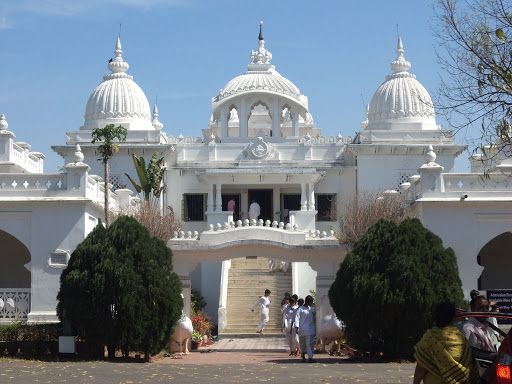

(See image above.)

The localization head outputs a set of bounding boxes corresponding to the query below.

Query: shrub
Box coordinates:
[191,288,207,312]
[329,218,465,358]
[57,216,183,359]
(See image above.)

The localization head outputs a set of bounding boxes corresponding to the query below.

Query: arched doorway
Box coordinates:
[478,232,512,289]
[0,230,31,321]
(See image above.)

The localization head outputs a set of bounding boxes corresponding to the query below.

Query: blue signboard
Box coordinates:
[487,290,512,325]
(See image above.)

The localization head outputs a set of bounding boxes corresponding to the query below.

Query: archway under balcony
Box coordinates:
[169,228,346,335]
[0,230,31,322]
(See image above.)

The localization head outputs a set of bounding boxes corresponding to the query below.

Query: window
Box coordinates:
[316,194,336,221]
[183,194,206,221]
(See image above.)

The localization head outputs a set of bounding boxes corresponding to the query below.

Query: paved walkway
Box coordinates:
[0,338,416,383]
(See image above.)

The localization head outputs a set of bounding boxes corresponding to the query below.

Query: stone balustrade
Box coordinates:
[171,218,335,240]
[0,289,30,322]
[0,173,66,191]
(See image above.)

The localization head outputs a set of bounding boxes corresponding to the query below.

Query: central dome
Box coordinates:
[364,37,437,131]
[82,37,153,131]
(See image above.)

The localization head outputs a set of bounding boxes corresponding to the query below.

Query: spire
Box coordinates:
[0,114,8,131]
[390,36,411,73]
[248,21,273,70]
[108,36,129,74]
[152,104,163,130]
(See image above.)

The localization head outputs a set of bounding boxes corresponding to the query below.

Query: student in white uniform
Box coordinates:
[252,289,271,335]
[284,297,299,355]
[249,200,261,221]
[291,297,303,356]
[295,295,316,363]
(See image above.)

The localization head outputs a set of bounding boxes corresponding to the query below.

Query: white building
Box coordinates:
[1,25,510,330]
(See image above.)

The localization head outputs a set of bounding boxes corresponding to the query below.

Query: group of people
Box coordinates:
[268,259,288,275]
[252,290,316,363]
[413,291,502,384]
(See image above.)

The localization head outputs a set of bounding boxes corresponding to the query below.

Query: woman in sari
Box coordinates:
[413,302,480,384]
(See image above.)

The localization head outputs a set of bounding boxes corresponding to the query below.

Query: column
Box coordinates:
[207,183,214,212]
[239,101,249,137]
[241,189,248,221]
[271,101,281,137]
[273,187,280,222]
[308,182,315,211]
[301,183,307,211]
[291,110,299,137]
[220,108,228,138]
[215,183,222,212]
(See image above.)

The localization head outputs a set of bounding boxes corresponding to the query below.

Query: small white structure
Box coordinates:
[0,25,509,335]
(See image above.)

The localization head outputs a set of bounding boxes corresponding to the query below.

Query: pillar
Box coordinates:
[291,110,299,137]
[215,183,222,212]
[207,183,214,212]
[241,189,248,220]
[308,183,315,211]
[301,183,307,211]
[239,101,249,138]
[220,108,228,138]
[271,101,281,137]
[273,187,280,222]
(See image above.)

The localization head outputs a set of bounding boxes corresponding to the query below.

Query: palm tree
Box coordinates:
[125,152,166,205]
[91,124,127,228]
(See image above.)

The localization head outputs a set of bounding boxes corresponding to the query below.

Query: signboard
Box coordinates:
[487,290,512,325]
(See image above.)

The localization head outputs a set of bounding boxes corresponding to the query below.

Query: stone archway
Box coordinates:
[170,229,346,336]
[0,230,31,288]
[478,232,512,289]
[0,230,31,322]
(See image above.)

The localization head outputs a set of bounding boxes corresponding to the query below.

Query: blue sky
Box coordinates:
[0,0,472,172]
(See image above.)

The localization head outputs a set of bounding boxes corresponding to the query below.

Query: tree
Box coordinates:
[57,216,183,359]
[91,124,127,228]
[337,191,411,248]
[433,0,512,167]
[329,218,465,358]
[125,152,166,205]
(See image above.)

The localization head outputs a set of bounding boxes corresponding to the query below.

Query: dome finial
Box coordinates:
[108,36,129,74]
[152,103,163,130]
[259,21,264,40]
[0,114,8,131]
[249,21,273,69]
[390,36,411,73]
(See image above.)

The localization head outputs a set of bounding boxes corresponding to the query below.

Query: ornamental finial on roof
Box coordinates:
[249,21,273,70]
[390,36,411,73]
[152,104,163,130]
[0,114,8,131]
[108,36,129,74]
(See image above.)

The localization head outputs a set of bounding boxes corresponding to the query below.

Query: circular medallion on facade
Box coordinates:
[250,137,270,159]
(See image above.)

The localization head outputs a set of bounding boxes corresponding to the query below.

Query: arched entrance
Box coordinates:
[170,226,346,336]
[478,232,512,289]
[0,230,31,321]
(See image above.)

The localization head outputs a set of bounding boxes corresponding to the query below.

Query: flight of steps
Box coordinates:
[222,257,292,336]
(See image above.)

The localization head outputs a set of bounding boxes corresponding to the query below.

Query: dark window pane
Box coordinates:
[185,194,204,221]
[316,194,336,221]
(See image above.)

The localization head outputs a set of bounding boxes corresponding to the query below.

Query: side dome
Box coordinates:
[364,37,437,131]
[82,37,153,131]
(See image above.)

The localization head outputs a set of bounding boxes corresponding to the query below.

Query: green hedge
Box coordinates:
[0,323,62,356]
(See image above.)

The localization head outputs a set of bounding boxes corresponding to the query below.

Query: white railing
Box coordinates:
[0,174,65,191]
[0,289,30,322]
[443,173,512,192]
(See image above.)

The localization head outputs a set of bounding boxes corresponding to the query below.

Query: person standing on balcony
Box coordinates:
[249,199,260,221]
[227,198,236,221]
[252,289,271,335]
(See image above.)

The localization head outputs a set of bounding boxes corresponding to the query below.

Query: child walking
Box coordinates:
[252,289,271,335]
[295,295,315,362]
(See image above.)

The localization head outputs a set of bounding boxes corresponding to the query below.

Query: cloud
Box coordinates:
[0,14,12,30]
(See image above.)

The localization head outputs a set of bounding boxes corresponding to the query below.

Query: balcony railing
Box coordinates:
[0,289,30,322]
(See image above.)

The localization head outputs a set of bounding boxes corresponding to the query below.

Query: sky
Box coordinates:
[0,0,473,173]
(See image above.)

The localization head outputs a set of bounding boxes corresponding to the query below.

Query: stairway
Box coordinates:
[222,257,292,335]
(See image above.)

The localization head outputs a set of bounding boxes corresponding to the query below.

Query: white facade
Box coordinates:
[1,27,509,331]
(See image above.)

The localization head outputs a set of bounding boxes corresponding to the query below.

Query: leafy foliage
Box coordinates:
[329,218,465,358]
[57,216,183,358]
[191,288,207,313]
[91,124,127,227]
[125,152,166,203]
[433,0,512,170]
